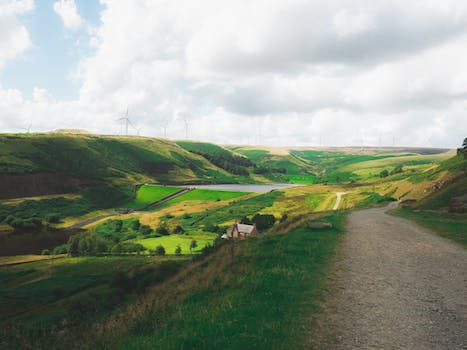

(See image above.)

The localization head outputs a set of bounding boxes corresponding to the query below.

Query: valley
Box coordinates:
[0,133,465,349]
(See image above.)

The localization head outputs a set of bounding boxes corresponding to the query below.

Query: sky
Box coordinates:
[0,0,466,148]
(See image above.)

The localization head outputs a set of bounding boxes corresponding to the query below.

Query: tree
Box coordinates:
[156,224,170,236]
[132,219,141,231]
[240,216,252,225]
[155,245,166,256]
[173,225,185,234]
[280,213,288,223]
[175,245,182,255]
[190,240,198,254]
[140,225,152,236]
[380,169,389,178]
[41,249,50,255]
[252,214,276,231]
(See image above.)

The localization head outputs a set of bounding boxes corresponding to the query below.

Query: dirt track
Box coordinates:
[310,203,467,349]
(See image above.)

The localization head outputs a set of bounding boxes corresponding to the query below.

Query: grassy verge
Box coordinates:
[391,207,466,247]
[90,212,344,349]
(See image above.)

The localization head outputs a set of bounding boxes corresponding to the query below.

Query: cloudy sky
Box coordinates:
[0,0,466,147]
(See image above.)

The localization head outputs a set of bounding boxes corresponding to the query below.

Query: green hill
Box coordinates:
[0,134,248,201]
[176,141,254,177]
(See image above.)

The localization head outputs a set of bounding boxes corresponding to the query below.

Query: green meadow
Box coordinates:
[123,185,183,208]
[135,233,215,254]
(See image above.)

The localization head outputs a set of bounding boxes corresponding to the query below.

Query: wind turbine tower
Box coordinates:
[183,116,189,139]
[117,107,132,136]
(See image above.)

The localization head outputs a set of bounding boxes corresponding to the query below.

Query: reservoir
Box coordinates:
[193,183,302,193]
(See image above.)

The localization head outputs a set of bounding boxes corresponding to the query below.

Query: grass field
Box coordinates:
[391,208,467,247]
[0,256,187,335]
[284,174,317,184]
[135,233,215,254]
[166,188,249,204]
[87,213,344,349]
[123,185,183,208]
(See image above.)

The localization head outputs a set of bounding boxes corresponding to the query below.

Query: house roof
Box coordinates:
[236,223,256,234]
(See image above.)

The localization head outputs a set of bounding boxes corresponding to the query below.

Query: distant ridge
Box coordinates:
[47,129,92,134]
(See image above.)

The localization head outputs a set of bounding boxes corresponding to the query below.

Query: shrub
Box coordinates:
[111,242,145,254]
[252,214,276,231]
[45,213,61,224]
[165,214,174,219]
[173,225,185,234]
[182,213,192,219]
[280,213,288,223]
[155,245,166,256]
[52,244,67,255]
[240,216,252,225]
[156,225,170,236]
[41,249,50,255]
[380,169,389,178]
[132,219,141,230]
[140,225,152,236]
[190,240,197,253]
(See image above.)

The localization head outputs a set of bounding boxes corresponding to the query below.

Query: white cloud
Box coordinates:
[1,0,467,148]
[53,0,84,31]
[0,0,33,69]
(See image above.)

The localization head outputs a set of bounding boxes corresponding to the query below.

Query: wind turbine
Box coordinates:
[182,115,189,139]
[21,124,32,133]
[117,106,132,136]
[161,119,169,138]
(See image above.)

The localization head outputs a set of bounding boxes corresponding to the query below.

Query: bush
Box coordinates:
[189,240,197,253]
[45,213,61,224]
[280,213,288,223]
[132,219,141,230]
[380,169,389,178]
[173,225,185,234]
[156,225,170,236]
[52,244,67,255]
[175,245,182,255]
[252,214,276,231]
[140,225,152,236]
[155,245,166,256]
[41,249,50,255]
[111,242,145,254]
[240,216,252,225]
[165,214,174,219]
[182,213,192,219]
[205,223,220,233]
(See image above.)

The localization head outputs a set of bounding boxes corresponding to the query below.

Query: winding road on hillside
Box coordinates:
[310,203,467,349]
[333,192,347,210]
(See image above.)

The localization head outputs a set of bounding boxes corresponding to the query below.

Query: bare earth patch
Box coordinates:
[309,203,467,349]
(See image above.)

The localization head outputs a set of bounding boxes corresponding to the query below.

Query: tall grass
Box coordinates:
[87,213,344,349]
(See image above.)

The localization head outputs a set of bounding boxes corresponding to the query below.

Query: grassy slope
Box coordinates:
[123,185,183,208]
[89,213,344,349]
[0,134,237,183]
[166,188,249,203]
[231,146,313,173]
[390,153,466,246]
[0,256,187,329]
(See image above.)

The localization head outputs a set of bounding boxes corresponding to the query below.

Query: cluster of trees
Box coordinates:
[253,166,287,175]
[241,213,276,231]
[380,165,404,178]
[188,150,254,176]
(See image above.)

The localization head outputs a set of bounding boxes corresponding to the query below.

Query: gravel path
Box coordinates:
[333,192,347,210]
[310,203,467,349]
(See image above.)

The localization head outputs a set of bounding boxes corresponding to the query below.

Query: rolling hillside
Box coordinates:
[0,134,250,200]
